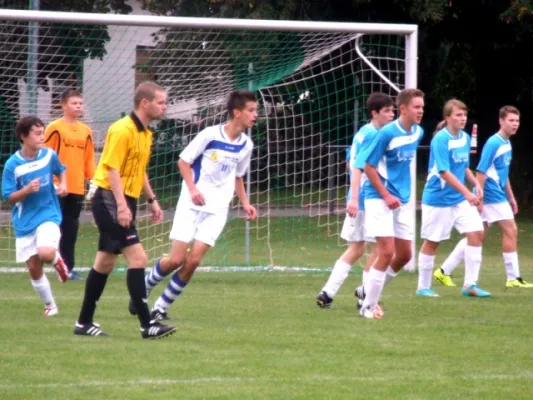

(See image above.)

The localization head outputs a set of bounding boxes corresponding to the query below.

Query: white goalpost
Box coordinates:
[0,9,418,271]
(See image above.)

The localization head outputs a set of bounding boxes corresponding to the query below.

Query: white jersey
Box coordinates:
[178,124,253,213]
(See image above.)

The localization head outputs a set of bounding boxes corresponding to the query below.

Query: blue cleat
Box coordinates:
[68,270,84,281]
[416,288,439,297]
[461,285,491,297]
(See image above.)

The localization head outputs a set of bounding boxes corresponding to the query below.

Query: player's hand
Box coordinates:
[56,183,68,197]
[466,191,480,206]
[117,206,132,228]
[150,200,163,223]
[383,194,401,210]
[346,198,359,217]
[474,183,483,202]
[243,204,257,221]
[190,188,206,206]
[26,178,40,193]
[510,198,518,214]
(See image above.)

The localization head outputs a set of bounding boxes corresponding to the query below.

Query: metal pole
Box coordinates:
[27,0,40,115]
[404,28,419,272]
[245,62,253,264]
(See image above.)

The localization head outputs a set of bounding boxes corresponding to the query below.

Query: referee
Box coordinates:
[74,81,175,339]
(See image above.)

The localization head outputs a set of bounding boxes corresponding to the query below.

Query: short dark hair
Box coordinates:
[366,92,394,117]
[61,89,82,104]
[134,81,165,108]
[16,116,44,143]
[227,90,256,119]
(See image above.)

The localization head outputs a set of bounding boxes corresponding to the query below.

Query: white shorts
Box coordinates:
[481,202,514,224]
[169,206,228,247]
[16,221,61,263]
[421,200,483,242]
[340,212,376,243]
[364,198,414,240]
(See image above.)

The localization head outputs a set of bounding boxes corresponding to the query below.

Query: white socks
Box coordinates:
[31,275,55,307]
[503,252,520,281]
[464,246,482,287]
[441,238,467,275]
[362,268,386,310]
[417,253,435,290]
[323,260,352,298]
[384,266,397,287]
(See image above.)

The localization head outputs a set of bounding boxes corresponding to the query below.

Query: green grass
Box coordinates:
[1,218,533,399]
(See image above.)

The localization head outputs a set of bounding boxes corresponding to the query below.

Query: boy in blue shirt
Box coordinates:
[356,88,425,319]
[1,116,69,316]
[316,93,394,308]
[436,106,533,288]
[417,100,490,298]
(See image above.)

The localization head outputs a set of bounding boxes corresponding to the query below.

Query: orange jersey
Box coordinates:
[44,119,95,195]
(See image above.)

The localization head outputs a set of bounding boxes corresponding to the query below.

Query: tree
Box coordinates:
[0,0,132,116]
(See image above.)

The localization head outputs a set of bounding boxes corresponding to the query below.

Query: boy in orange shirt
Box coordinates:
[44,89,95,280]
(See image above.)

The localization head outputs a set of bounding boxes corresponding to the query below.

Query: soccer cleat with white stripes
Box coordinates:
[44,304,58,317]
[150,306,170,321]
[73,322,109,337]
[141,321,176,339]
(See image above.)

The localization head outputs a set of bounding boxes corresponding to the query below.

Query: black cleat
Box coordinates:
[316,291,333,308]
[141,321,176,339]
[73,322,108,337]
[150,306,170,321]
[128,298,137,316]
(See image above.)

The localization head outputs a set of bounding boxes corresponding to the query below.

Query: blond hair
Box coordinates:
[435,99,468,132]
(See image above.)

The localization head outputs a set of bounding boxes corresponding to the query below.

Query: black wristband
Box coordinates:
[147,196,156,204]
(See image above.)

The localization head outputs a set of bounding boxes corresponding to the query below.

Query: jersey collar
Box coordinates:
[129,111,146,132]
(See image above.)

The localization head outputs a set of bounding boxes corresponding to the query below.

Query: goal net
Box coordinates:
[0,9,418,270]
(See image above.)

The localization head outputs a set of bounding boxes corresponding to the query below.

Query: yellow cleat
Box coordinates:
[506,278,533,288]
[433,268,456,287]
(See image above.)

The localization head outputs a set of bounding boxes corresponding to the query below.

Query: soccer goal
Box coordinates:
[0,9,418,270]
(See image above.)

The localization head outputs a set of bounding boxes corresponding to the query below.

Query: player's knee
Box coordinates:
[466,231,484,247]
[168,254,185,271]
[37,248,55,264]
[503,223,518,241]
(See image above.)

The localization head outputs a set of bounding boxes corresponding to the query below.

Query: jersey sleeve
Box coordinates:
[236,143,253,178]
[43,122,61,154]
[180,129,213,164]
[51,150,66,176]
[432,134,451,173]
[99,126,131,171]
[1,160,16,201]
[365,130,391,167]
[354,131,376,170]
[84,131,96,179]
[476,138,497,174]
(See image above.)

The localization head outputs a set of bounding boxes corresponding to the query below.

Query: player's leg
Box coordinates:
[316,241,365,308]
[435,237,467,286]
[122,242,176,339]
[28,254,58,316]
[454,202,490,297]
[417,204,454,296]
[358,199,395,319]
[35,221,68,283]
[143,205,195,299]
[59,194,84,280]
[364,241,378,285]
[316,212,366,308]
[152,211,227,317]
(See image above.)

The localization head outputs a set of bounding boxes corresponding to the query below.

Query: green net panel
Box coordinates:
[0,14,408,268]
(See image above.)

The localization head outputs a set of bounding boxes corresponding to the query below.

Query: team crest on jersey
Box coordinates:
[211,151,218,161]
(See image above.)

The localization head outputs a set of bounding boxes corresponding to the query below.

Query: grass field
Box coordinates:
[1,217,533,399]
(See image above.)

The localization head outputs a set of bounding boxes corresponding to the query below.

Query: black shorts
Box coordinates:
[91,188,140,254]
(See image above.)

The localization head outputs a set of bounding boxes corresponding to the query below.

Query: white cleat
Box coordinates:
[44,304,58,317]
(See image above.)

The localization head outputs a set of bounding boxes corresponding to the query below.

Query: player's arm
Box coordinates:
[234,146,256,220]
[433,136,478,205]
[363,132,400,209]
[504,180,518,214]
[49,150,68,197]
[84,132,96,181]
[178,130,212,206]
[143,172,162,223]
[1,164,38,204]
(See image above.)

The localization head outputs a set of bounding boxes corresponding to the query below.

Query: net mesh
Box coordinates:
[0,15,406,268]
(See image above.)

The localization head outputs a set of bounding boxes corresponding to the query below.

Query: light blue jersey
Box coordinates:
[476,133,512,204]
[1,148,65,238]
[348,123,379,211]
[422,128,471,207]
[364,119,424,205]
